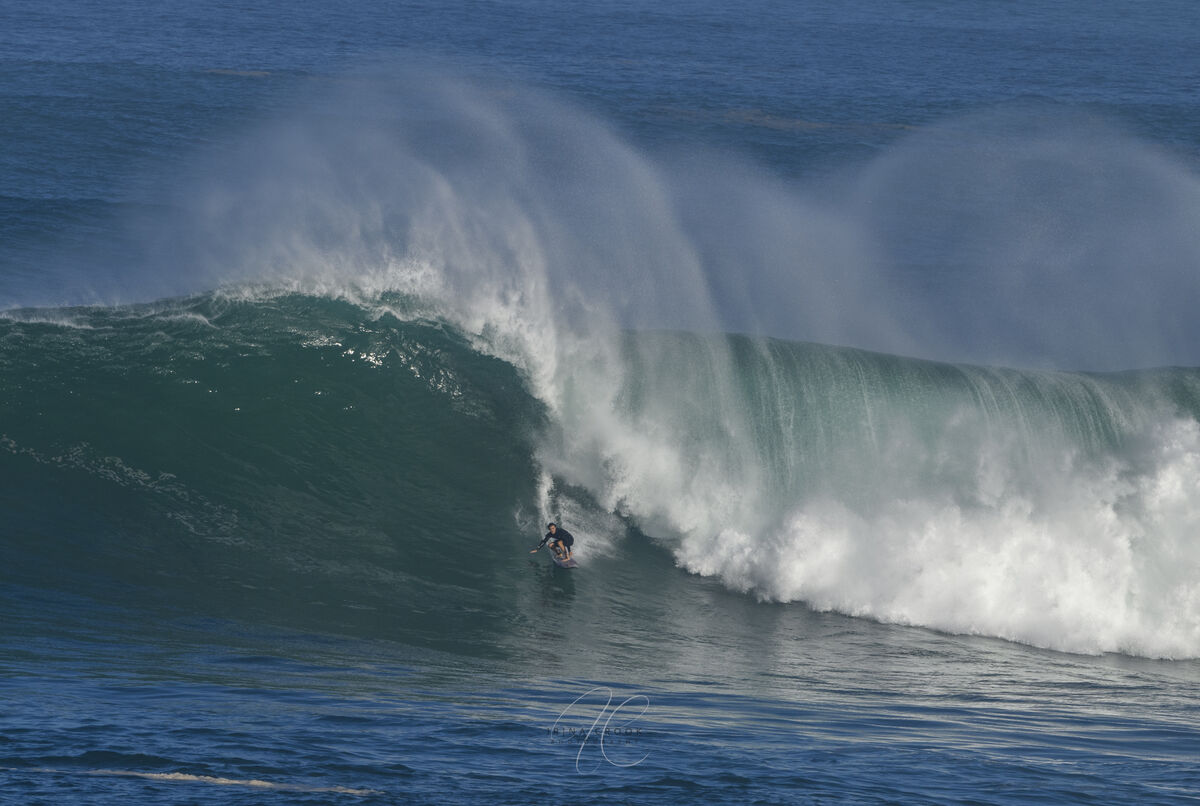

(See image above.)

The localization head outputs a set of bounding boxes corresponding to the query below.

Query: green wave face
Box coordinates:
[0,293,547,654]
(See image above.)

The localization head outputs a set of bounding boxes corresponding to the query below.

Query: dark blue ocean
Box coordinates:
[4,1,1200,803]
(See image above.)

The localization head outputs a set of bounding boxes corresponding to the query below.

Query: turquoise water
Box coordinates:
[3,1,1200,803]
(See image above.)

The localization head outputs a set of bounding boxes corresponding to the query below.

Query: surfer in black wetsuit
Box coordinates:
[530,522,574,560]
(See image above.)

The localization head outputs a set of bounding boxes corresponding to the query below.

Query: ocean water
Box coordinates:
[3,1,1200,803]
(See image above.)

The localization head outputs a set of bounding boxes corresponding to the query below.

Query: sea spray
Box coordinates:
[836,104,1200,370]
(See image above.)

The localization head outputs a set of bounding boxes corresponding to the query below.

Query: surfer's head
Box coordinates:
[547,522,557,532]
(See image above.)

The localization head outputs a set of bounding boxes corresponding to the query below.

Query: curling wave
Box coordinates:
[2,291,1198,659]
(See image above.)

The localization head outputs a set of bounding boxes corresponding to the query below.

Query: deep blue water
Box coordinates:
[3,1,1200,803]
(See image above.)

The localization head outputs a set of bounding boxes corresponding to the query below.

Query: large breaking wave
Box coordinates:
[3,292,1199,658]
[4,69,1200,658]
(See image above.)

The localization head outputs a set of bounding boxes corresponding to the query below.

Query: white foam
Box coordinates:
[0,310,97,329]
[673,417,1200,659]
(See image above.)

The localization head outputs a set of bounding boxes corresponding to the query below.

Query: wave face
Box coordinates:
[0,294,547,652]
[3,292,1199,659]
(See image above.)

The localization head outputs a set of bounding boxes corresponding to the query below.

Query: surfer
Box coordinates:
[530,522,574,560]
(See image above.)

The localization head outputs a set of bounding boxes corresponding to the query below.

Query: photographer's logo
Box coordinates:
[548,687,650,773]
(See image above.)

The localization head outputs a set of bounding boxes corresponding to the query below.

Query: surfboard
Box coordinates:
[552,554,579,569]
